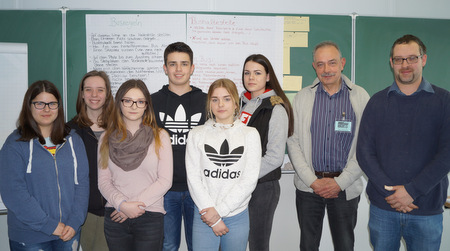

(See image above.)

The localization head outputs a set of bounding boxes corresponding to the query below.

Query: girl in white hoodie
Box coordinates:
[186,78,261,251]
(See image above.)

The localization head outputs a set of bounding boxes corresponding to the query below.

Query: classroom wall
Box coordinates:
[0,0,449,20]
[0,1,449,251]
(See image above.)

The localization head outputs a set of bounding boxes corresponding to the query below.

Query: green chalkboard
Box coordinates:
[3,10,450,119]
[355,16,450,95]
[288,14,352,89]
[0,10,62,91]
[65,11,351,119]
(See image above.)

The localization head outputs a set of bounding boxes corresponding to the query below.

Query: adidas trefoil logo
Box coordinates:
[159,105,202,146]
[203,140,244,179]
[159,105,202,133]
[205,139,244,167]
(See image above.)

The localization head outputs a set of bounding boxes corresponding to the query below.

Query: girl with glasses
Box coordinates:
[0,80,89,251]
[67,70,115,251]
[98,79,173,251]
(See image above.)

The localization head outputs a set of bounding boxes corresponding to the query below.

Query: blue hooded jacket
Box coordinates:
[0,129,89,244]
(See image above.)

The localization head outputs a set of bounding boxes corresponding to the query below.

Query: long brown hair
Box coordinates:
[99,79,162,169]
[72,70,114,128]
[242,54,294,136]
[18,80,68,144]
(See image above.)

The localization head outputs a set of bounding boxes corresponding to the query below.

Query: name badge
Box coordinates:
[335,120,352,132]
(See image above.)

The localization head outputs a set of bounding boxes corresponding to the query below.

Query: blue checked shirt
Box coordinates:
[311,80,355,172]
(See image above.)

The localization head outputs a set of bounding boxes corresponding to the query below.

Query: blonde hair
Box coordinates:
[99,79,162,169]
[206,78,240,121]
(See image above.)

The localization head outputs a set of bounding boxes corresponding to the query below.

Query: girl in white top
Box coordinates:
[186,78,261,251]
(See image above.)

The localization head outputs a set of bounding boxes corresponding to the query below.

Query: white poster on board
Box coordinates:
[86,14,187,95]
[85,14,284,95]
[0,42,28,212]
[187,14,284,94]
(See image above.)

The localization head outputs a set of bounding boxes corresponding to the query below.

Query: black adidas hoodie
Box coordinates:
[151,85,207,191]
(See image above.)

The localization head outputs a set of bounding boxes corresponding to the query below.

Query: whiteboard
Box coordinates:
[86,14,187,95]
[187,14,284,94]
[85,14,284,96]
[0,42,28,212]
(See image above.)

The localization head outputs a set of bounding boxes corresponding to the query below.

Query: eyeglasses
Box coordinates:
[121,99,148,108]
[32,101,59,110]
[392,55,423,65]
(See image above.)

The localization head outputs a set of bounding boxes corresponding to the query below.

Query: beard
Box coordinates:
[395,68,418,85]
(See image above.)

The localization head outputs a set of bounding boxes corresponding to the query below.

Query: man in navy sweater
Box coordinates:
[357,34,450,251]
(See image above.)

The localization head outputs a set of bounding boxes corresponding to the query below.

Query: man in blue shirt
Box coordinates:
[287,41,369,251]
[357,34,450,251]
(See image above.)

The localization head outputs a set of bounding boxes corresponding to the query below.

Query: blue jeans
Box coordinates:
[192,206,249,251]
[295,189,359,251]
[9,231,80,251]
[104,207,164,251]
[163,190,194,251]
[369,204,443,251]
[248,180,280,251]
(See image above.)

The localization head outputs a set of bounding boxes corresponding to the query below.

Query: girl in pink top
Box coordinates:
[98,79,173,251]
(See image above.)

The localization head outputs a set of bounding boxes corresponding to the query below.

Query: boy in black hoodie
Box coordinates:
[151,42,207,251]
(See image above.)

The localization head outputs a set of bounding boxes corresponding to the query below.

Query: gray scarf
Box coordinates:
[109,125,154,172]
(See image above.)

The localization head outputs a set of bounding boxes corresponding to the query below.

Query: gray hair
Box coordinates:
[312,41,342,60]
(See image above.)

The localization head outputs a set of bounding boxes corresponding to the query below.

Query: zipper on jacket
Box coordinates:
[53,141,66,222]
[53,155,63,222]
[36,138,67,222]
